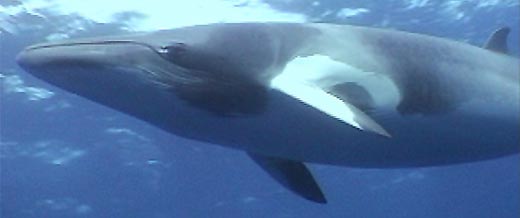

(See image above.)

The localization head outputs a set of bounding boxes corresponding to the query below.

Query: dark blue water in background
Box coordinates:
[1,1,519,217]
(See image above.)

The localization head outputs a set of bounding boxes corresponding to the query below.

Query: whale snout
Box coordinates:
[16,47,44,72]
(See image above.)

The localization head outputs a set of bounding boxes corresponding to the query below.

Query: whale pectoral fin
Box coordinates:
[484,27,510,54]
[271,77,390,137]
[247,152,327,204]
[329,82,375,112]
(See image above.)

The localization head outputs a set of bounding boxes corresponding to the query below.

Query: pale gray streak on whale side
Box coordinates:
[305,24,519,115]
[16,23,520,204]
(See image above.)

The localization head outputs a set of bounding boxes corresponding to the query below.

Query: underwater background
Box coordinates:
[1,0,519,217]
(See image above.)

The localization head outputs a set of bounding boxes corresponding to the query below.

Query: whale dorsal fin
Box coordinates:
[484,27,510,54]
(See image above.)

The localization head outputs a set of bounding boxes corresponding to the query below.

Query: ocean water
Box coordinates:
[1,0,519,217]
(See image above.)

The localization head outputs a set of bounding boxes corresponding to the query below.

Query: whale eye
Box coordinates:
[158,42,187,60]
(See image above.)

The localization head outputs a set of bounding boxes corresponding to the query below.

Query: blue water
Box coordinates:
[1,1,519,217]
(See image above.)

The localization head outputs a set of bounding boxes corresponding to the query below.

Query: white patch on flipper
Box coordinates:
[271,55,391,137]
[276,55,370,88]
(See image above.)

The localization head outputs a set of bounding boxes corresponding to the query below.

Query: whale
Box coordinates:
[16,23,520,203]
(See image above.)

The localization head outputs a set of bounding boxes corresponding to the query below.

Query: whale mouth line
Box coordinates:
[25,40,159,53]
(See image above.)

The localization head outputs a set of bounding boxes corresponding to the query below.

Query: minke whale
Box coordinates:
[17,23,519,203]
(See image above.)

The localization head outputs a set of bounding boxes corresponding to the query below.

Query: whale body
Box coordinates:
[17,23,520,203]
